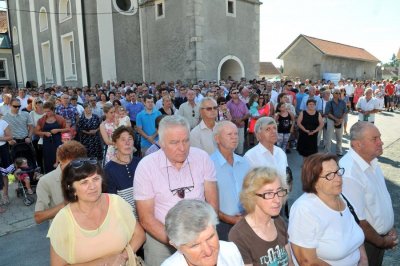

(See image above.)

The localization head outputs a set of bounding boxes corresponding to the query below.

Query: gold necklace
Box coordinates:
[116,155,133,178]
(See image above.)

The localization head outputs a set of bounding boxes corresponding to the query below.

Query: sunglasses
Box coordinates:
[231,91,239,94]
[192,109,195,117]
[70,158,98,169]
[167,159,194,199]
[201,106,218,111]
[36,101,43,104]
[13,105,21,108]
[219,102,226,105]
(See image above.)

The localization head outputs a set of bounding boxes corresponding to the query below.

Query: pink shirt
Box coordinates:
[134,147,216,224]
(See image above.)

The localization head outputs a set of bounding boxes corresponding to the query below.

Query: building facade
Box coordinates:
[8,0,261,87]
[278,34,380,81]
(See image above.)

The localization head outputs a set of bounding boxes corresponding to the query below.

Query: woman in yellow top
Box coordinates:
[47,158,145,266]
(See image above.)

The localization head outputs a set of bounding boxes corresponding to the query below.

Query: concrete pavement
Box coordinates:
[0,110,399,265]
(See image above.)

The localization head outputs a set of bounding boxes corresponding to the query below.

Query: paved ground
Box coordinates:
[0,110,399,265]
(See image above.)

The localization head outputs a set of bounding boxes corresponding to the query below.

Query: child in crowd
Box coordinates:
[248,93,261,118]
[14,157,41,195]
[117,106,131,127]
[275,103,295,153]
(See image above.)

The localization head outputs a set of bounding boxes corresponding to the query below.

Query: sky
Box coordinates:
[260,0,400,67]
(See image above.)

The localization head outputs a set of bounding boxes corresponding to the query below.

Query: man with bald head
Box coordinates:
[210,121,249,240]
[340,122,397,265]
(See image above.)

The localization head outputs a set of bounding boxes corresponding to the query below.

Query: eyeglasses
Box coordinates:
[255,189,288,199]
[70,158,98,169]
[192,109,195,117]
[36,101,43,104]
[201,106,218,111]
[231,91,239,94]
[12,105,21,108]
[219,102,226,105]
[320,168,345,181]
[167,159,194,199]
[333,92,340,95]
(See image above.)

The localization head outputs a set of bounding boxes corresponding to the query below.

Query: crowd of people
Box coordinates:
[0,77,398,265]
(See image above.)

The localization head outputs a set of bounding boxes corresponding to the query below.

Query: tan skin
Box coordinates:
[297,102,324,136]
[50,174,146,266]
[291,160,368,265]
[136,125,218,245]
[81,106,99,136]
[35,108,69,138]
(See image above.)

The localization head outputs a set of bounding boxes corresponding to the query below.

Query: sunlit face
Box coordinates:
[200,100,218,121]
[315,159,343,197]
[163,97,172,108]
[115,131,134,156]
[176,225,220,266]
[186,90,196,101]
[257,124,278,145]
[215,123,238,152]
[73,172,102,202]
[254,177,284,217]
[354,125,383,162]
[144,98,154,111]
[160,126,190,165]
[105,107,115,120]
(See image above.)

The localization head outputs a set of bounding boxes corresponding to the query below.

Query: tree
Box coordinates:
[389,53,399,67]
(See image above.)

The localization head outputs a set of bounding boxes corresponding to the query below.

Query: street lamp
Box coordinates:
[375,63,382,80]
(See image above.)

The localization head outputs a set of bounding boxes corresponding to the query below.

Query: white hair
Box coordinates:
[158,115,190,145]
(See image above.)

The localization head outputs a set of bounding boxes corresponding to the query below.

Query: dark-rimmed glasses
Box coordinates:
[167,159,195,199]
[320,168,345,181]
[192,110,195,117]
[255,189,288,199]
[71,158,98,169]
[231,91,239,94]
[12,105,21,108]
[201,106,218,111]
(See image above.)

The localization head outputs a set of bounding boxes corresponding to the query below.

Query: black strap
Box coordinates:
[341,193,360,224]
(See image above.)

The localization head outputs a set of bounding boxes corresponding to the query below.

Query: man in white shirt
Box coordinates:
[344,80,355,111]
[244,117,288,187]
[340,122,398,266]
[0,93,11,118]
[356,88,379,123]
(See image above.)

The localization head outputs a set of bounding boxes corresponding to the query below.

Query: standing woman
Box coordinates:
[96,92,108,111]
[104,126,141,217]
[35,102,68,173]
[296,99,324,158]
[158,95,175,115]
[29,98,45,171]
[229,167,294,265]
[353,82,364,108]
[0,116,13,208]
[99,103,116,165]
[77,103,103,160]
[340,88,351,134]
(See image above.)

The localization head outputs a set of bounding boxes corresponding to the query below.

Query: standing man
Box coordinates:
[0,93,11,117]
[384,80,395,112]
[126,91,144,127]
[190,97,218,155]
[55,94,79,130]
[210,121,249,241]
[134,115,218,266]
[136,94,162,156]
[3,98,33,145]
[177,89,200,129]
[344,79,355,111]
[324,88,347,156]
[16,88,30,109]
[356,88,380,123]
[227,88,249,155]
[299,86,322,112]
[34,141,87,224]
[340,122,397,265]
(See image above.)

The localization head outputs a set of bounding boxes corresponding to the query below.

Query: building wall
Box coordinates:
[321,57,376,80]
[0,49,16,87]
[282,38,323,80]
[201,0,260,81]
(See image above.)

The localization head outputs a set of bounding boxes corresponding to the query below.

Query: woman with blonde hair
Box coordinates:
[99,103,116,165]
[229,167,294,266]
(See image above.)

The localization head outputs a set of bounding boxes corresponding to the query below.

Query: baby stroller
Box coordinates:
[10,142,41,206]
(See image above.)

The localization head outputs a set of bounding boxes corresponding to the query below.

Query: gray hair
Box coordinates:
[165,200,218,246]
[254,117,277,134]
[350,121,374,143]
[200,97,217,108]
[213,120,237,138]
[364,87,373,95]
[158,115,190,145]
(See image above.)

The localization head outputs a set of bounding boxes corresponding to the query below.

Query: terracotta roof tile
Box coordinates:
[259,62,281,75]
[303,35,379,62]
[0,11,8,34]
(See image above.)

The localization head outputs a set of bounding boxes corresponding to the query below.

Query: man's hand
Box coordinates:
[25,137,31,144]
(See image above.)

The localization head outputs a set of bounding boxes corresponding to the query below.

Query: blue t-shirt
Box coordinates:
[136,109,162,148]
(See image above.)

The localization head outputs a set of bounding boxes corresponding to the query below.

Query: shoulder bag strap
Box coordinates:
[341,193,360,224]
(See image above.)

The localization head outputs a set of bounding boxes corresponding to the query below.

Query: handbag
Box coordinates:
[124,244,146,266]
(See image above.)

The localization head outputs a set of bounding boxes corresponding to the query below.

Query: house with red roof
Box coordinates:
[278,34,380,81]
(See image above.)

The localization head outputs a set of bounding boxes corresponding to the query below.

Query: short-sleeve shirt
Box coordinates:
[0,119,9,146]
[288,193,364,266]
[136,109,162,148]
[190,120,216,155]
[34,166,63,213]
[356,96,379,122]
[47,194,135,264]
[229,216,289,266]
[3,112,33,139]
[134,147,217,224]
[126,102,144,122]
[55,104,79,126]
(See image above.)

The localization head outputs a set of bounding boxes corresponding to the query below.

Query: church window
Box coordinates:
[39,7,49,32]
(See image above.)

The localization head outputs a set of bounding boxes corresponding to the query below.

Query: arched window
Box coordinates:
[59,0,72,22]
[39,7,49,32]
[12,27,18,45]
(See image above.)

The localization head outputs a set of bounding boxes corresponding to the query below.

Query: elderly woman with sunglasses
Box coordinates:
[288,153,367,266]
[47,158,146,266]
[162,199,244,266]
[229,167,294,266]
